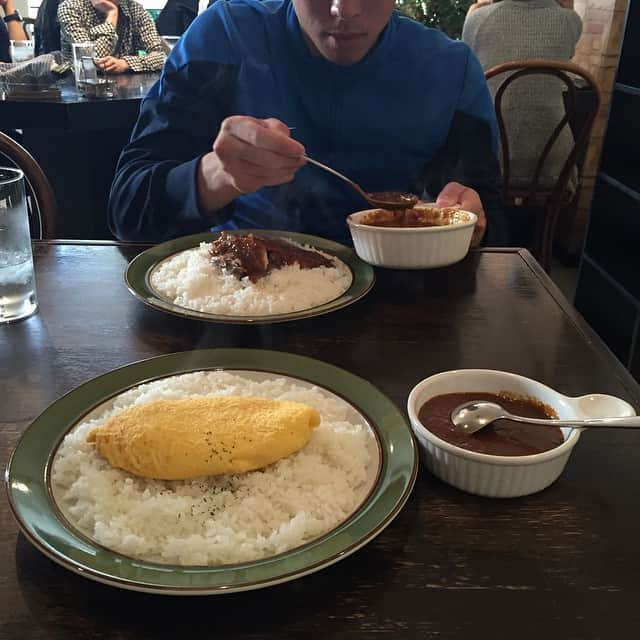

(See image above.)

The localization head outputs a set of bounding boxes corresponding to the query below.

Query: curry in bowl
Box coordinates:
[358,205,473,228]
[417,391,563,457]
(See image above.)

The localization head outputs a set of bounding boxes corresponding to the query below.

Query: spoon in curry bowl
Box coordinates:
[451,400,640,436]
[303,155,418,210]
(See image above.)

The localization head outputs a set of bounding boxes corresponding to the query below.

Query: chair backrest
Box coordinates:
[0,131,58,239]
[484,59,601,270]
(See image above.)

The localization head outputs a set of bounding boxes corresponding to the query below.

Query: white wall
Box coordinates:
[25,0,167,19]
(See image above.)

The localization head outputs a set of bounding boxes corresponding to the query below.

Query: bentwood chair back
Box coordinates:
[0,131,58,239]
[484,59,601,272]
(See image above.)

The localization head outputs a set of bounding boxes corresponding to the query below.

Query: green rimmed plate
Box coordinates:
[5,349,417,595]
[125,230,375,324]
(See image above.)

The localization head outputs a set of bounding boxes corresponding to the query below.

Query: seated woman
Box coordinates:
[57,0,166,73]
[462,1,582,196]
[0,0,28,62]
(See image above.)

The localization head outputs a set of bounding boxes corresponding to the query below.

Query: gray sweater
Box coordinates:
[462,0,582,192]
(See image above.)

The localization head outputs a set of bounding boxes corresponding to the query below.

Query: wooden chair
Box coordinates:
[484,60,601,272]
[0,131,58,239]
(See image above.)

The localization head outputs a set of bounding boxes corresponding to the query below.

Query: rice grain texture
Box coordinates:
[149,242,353,316]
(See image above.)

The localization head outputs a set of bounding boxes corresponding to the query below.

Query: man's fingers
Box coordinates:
[262,118,294,137]
[221,116,304,158]
[436,181,486,246]
[437,181,473,208]
[214,133,302,172]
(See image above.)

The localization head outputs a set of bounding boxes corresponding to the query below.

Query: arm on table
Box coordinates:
[122,4,166,72]
[57,0,118,58]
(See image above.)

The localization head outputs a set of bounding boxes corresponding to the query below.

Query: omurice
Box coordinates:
[87,396,321,480]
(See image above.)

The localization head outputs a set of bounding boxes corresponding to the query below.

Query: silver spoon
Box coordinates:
[451,400,640,435]
[303,155,418,210]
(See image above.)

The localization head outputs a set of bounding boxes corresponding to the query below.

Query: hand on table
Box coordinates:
[436,181,486,247]
[95,56,129,74]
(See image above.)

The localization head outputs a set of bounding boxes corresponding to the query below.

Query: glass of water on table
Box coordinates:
[0,168,38,323]
[9,40,34,63]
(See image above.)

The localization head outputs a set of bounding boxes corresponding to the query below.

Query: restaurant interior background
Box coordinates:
[5,0,638,380]
[13,0,628,277]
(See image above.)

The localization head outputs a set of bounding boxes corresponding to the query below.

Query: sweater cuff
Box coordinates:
[122,54,143,72]
[165,156,233,229]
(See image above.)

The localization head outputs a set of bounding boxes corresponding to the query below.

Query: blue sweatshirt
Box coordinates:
[109,0,505,245]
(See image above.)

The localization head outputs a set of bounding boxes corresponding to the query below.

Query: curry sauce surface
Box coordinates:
[418,392,563,456]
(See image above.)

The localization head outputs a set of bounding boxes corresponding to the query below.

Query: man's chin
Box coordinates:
[320,46,368,66]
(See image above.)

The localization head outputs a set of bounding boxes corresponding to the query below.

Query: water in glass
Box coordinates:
[0,168,37,322]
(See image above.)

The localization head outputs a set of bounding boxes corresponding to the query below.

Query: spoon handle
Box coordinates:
[507,414,640,429]
[303,156,367,199]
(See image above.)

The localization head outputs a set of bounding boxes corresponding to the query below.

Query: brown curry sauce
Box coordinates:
[418,392,564,456]
[360,206,468,228]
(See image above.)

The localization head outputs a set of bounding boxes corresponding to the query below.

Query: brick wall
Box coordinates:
[566,0,628,254]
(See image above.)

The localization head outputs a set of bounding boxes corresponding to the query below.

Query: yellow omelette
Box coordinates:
[87,396,321,480]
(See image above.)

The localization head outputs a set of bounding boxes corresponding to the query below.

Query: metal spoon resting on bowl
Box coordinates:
[304,155,418,210]
[451,400,640,435]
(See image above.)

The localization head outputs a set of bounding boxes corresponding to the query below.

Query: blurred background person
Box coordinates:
[58,0,166,73]
[34,0,62,56]
[462,0,582,196]
[155,0,198,38]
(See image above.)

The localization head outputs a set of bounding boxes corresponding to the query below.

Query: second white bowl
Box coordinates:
[346,207,477,269]
[407,369,636,498]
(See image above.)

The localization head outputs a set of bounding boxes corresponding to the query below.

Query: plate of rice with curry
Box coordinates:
[125,230,375,324]
[5,349,417,595]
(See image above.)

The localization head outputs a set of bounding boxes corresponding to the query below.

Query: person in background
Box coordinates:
[57,0,166,73]
[462,1,582,199]
[109,0,507,246]
[34,0,62,55]
[155,0,198,37]
[0,0,28,62]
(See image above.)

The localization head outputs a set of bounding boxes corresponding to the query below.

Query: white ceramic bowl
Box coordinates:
[407,369,636,498]
[346,206,477,269]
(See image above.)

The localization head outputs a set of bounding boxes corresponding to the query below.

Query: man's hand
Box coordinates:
[95,56,129,73]
[197,116,305,211]
[436,182,486,247]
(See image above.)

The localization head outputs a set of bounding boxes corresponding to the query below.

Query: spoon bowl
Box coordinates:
[451,400,640,435]
[304,155,418,210]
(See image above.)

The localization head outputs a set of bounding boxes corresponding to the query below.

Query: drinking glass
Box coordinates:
[72,42,97,85]
[9,40,34,63]
[0,168,37,323]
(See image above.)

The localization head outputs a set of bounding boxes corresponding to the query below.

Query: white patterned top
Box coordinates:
[58,0,166,72]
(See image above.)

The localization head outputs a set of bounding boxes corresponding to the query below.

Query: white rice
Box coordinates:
[51,371,378,566]
[149,242,353,316]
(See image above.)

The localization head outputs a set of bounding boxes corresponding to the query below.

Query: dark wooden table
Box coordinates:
[2,243,640,639]
[0,74,159,239]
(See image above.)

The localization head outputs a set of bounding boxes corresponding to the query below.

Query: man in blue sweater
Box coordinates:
[109,0,506,246]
